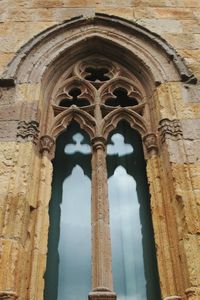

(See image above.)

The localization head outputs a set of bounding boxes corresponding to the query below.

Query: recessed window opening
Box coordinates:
[59,88,90,107]
[44,123,92,300]
[105,88,138,107]
[85,67,110,81]
[107,122,161,300]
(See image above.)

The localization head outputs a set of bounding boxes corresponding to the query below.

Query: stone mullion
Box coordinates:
[89,136,116,300]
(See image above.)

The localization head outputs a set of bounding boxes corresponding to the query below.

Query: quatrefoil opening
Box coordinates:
[105,88,138,107]
[59,88,90,107]
[84,67,110,82]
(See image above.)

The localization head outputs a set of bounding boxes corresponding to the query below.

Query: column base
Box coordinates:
[89,288,116,300]
[163,297,181,300]
[0,291,18,300]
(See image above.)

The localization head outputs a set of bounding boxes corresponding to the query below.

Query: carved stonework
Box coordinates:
[185,287,200,297]
[89,290,116,300]
[143,133,158,154]
[40,135,55,154]
[0,12,199,300]
[17,120,39,143]
[50,55,147,141]
[0,291,17,300]
[163,297,182,300]
[91,136,106,151]
[159,118,183,143]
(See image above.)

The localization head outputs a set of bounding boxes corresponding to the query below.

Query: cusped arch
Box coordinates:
[52,76,97,106]
[99,76,144,104]
[101,108,148,139]
[50,107,96,140]
[2,13,197,92]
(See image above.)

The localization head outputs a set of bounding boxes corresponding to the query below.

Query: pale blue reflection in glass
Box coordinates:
[108,166,146,300]
[44,127,91,300]
[65,133,91,154]
[58,165,91,300]
[107,134,133,157]
[107,127,161,300]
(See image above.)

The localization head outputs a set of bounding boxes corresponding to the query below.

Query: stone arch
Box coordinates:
[0,13,197,300]
[2,14,197,86]
[101,108,148,139]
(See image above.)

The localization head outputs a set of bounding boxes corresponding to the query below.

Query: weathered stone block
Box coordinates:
[96,6,134,19]
[136,18,182,34]
[182,234,200,286]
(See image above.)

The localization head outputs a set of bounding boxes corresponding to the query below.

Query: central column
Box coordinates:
[89,136,116,300]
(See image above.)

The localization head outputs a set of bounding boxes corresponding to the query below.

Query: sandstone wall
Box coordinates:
[0,1,200,300]
[1,0,200,79]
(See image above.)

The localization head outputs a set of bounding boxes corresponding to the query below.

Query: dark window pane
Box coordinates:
[107,122,161,300]
[44,124,92,300]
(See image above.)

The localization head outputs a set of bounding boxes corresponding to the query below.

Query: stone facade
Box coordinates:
[0,1,200,300]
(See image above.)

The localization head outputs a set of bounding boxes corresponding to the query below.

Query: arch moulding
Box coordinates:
[0,13,199,300]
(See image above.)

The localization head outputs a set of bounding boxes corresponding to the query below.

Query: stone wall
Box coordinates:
[1,0,200,79]
[0,1,200,300]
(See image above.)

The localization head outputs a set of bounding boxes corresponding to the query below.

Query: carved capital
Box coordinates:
[89,289,116,300]
[17,120,39,143]
[143,133,158,154]
[0,291,18,300]
[159,118,183,143]
[91,136,107,151]
[40,135,55,154]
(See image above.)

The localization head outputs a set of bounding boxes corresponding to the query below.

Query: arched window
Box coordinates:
[44,56,161,300]
[1,14,196,300]
[44,124,92,300]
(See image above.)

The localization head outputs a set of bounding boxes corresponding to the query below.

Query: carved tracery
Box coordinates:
[46,55,149,152]
[41,54,155,300]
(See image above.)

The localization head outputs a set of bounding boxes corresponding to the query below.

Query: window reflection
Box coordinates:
[107,122,161,300]
[58,165,91,300]
[109,166,146,300]
[107,133,133,157]
[65,133,91,154]
[44,124,91,300]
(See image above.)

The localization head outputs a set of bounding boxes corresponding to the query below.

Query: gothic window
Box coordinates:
[44,55,161,300]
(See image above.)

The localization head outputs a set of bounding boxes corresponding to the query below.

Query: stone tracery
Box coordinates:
[48,56,148,150]
[44,55,152,300]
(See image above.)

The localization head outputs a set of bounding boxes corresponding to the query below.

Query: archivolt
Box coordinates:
[2,13,197,90]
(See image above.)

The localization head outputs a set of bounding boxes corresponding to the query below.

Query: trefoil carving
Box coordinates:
[49,55,149,143]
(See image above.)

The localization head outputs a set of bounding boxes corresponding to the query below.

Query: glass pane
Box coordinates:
[44,124,91,300]
[107,122,161,300]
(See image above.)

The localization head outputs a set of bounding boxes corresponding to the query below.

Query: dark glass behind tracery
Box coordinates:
[44,123,91,300]
[107,122,161,300]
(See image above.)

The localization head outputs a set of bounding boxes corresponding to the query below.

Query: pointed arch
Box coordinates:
[2,14,196,89]
[50,107,96,140]
[101,108,148,139]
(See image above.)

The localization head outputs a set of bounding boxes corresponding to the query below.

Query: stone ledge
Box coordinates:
[163,296,181,300]
[0,291,18,300]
